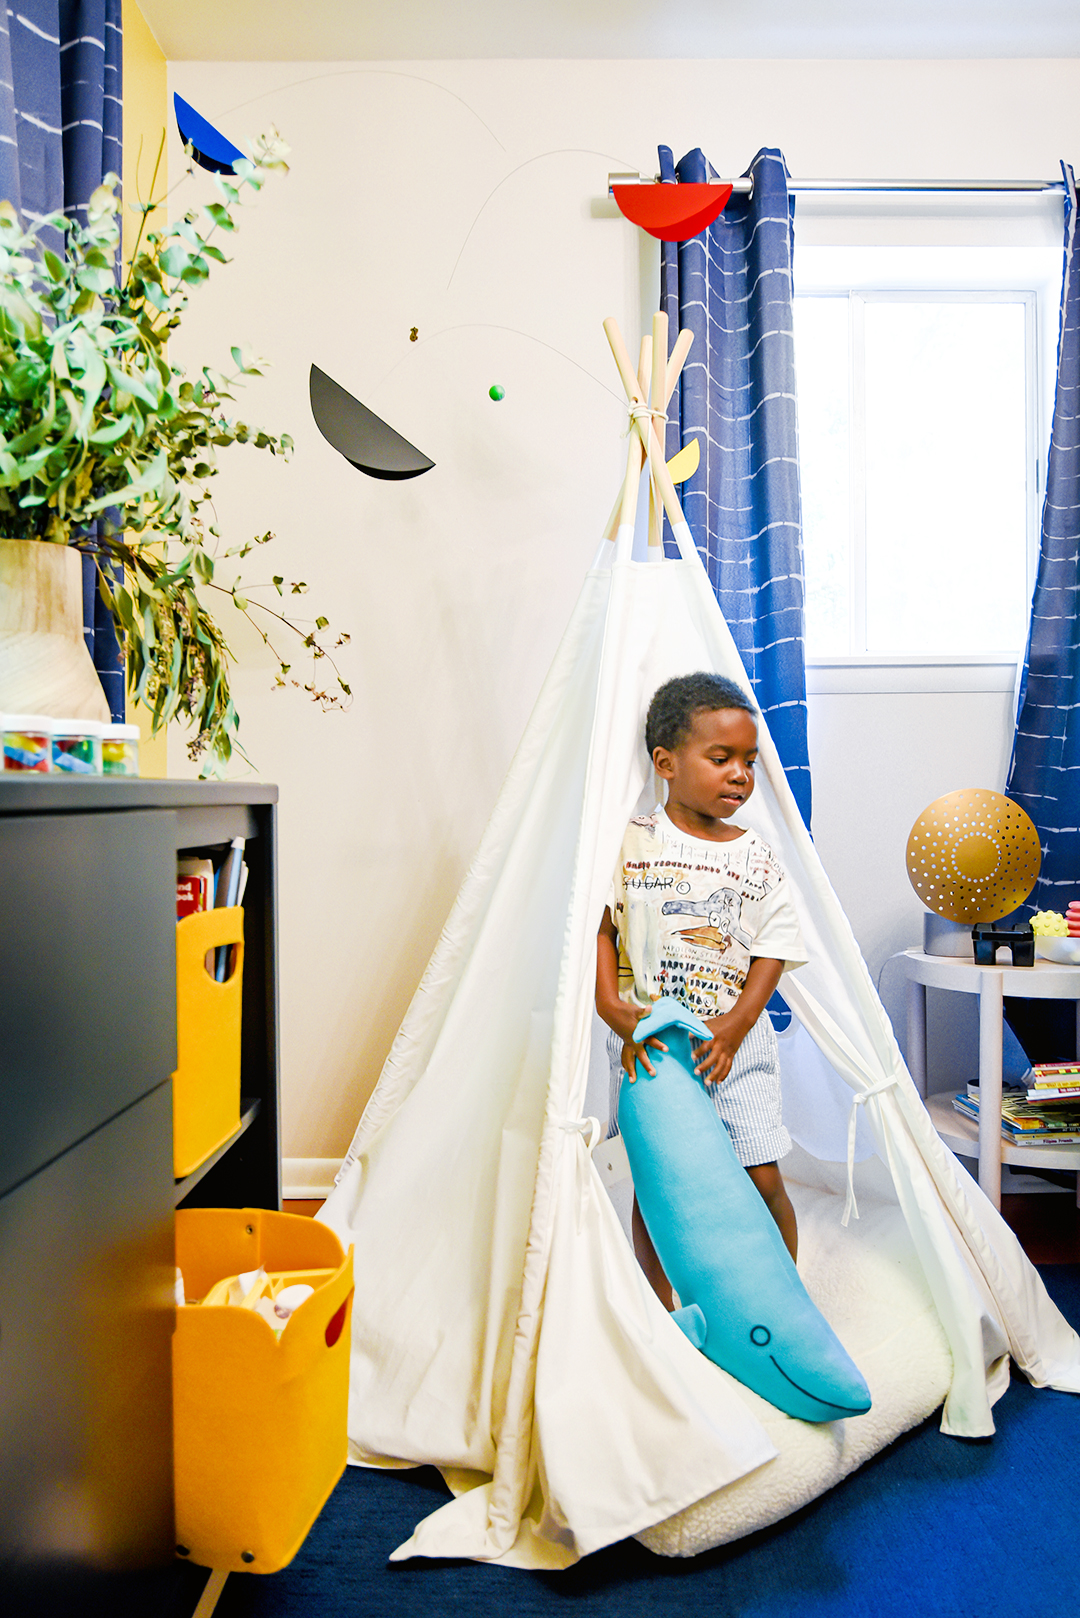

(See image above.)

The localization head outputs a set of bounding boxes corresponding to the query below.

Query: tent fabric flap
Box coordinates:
[319,536,1080,1569]
[670,543,1080,1426]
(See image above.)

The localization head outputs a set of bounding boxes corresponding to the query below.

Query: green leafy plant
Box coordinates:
[0,130,349,771]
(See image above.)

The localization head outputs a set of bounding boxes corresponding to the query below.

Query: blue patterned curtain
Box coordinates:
[660,146,812,831]
[1006,162,1080,912]
[0,1,124,718]
[62,0,125,721]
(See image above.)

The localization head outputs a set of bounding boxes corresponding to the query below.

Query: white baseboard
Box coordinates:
[283,1157,341,1200]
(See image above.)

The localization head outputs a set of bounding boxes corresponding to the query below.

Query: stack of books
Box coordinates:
[953,1076,1080,1144]
[1025,1061,1080,1101]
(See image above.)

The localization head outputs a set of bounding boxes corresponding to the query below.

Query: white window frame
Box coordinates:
[792,188,1064,696]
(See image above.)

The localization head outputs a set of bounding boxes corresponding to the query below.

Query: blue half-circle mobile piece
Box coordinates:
[174,93,245,175]
[619,996,872,1424]
[309,364,435,481]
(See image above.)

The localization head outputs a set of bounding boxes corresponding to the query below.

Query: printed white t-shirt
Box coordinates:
[609,807,807,1017]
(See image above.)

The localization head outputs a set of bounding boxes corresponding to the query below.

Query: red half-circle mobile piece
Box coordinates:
[612,182,734,242]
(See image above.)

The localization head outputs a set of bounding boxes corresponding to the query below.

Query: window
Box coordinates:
[796,291,1033,656]
[792,190,1063,680]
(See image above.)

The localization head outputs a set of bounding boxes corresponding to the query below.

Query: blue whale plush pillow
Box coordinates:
[618,997,871,1424]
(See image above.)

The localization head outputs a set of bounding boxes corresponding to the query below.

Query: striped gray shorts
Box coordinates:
[606,1010,791,1168]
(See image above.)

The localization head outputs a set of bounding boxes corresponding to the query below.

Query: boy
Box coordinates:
[595,672,806,1305]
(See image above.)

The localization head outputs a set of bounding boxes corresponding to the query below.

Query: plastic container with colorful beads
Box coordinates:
[50,717,103,776]
[101,721,140,777]
[2,714,52,772]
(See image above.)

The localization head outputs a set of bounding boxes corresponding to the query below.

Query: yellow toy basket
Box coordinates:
[174,1208,354,1576]
[172,907,245,1178]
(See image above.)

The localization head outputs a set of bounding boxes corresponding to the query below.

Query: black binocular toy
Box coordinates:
[970,922,1035,967]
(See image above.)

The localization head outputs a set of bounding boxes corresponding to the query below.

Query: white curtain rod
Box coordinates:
[608,172,1065,196]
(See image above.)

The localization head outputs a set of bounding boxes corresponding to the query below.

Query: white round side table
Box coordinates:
[892,948,1080,1209]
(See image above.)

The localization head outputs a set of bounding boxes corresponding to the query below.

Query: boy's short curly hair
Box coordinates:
[645,672,756,756]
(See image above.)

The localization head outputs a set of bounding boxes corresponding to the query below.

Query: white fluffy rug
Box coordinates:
[637,1158,953,1557]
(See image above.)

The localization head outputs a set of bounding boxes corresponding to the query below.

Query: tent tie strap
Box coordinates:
[842,1077,900,1227]
[560,1115,602,1152]
[559,1116,604,1230]
[623,401,667,440]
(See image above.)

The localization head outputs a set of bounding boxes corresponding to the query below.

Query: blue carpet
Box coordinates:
[36,1267,1078,1617]
[199,1265,1080,1618]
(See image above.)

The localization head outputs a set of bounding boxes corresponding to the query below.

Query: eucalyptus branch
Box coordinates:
[123,127,166,287]
[206,576,353,706]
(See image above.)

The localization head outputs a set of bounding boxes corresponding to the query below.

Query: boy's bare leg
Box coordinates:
[746,1162,798,1262]
[631,1195,675,1311]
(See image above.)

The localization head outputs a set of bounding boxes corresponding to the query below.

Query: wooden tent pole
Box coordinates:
[665,327,693,403]
[647,312,668,548]
[650,313,667,427]
[601,317,695,544]
[603,316,642,405]
[614,335,651,535]
[637,334,653,397]
[602,321,646,542]
[639,329,655,555]
[638,402,689,532]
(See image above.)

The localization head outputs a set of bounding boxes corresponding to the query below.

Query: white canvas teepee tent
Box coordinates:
[318,318,1080,1570]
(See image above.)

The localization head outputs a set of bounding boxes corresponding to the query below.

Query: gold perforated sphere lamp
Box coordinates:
[905,789,1042,961]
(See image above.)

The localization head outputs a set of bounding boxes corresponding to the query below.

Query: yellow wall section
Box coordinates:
[121,0,168,776]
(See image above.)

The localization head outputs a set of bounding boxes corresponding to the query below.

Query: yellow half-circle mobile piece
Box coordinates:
[666,437,700,485]
[905,789,1041,924]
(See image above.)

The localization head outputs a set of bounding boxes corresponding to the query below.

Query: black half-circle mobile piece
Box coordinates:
[174,92,245,175]
[309,364,435,481]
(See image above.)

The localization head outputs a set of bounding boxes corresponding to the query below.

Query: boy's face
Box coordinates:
[653,707,758,830]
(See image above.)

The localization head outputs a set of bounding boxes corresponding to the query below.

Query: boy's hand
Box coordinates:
[618,1006,667,1082]
[693,1009,751,1086]
[622,1032,668,1081]
[693,959,784,1084]
[597,911,668,1081]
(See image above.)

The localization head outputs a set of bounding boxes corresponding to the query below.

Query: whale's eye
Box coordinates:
[750,1325,771,1347]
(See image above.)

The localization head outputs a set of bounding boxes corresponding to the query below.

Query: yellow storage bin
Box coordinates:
[174,1208,354,1574]
[172,907,244,1178]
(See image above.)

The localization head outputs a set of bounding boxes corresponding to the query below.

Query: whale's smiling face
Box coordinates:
[748,1324,871,1419]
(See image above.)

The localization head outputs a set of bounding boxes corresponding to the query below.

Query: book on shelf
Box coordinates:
[176,874,208,918]
[215,837,246,911]
[1026,1060,1080,1098]
[966,1076,1080,1102]
[1030,1061,1080,1080]
[176,857,214,919]
[953,1089,1080,1142]
[214,837,246,982]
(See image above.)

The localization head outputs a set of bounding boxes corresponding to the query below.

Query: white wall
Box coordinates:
[165,58,1080,1159]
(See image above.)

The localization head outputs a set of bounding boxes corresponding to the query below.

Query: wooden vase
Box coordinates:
[0,539,112,721]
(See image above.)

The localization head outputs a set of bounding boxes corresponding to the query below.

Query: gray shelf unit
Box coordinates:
[0,777,280,1597]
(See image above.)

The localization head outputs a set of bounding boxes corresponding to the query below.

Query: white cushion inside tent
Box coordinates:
[635,1147,954,1557]
[589,1013,953,1556]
